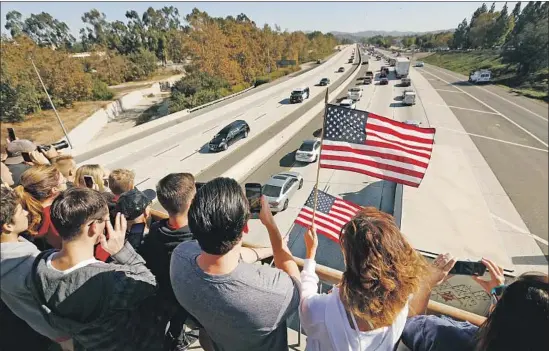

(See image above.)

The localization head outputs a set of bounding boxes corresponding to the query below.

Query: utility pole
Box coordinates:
[30,57,74,149]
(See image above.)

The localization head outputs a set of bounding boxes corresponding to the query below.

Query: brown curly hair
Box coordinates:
[339,206,428,328]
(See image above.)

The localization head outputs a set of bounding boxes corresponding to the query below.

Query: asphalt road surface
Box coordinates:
[417,64,548,255]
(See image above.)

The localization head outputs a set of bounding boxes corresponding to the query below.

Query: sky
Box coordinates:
[1,1,516,37]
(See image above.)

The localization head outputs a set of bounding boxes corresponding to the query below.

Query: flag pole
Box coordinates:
[312,89,329,226]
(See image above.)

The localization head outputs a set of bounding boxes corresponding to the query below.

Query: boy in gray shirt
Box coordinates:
[170,177,301,351]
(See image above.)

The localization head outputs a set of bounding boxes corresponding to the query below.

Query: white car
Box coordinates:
[262,172,304,212]
[347,87,363,101]
[415,61,424,67]
[339,98,356,109]
[295,139,321,163]
[404,120,422,127]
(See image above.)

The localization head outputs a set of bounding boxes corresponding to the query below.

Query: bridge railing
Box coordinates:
[150,209,487,327]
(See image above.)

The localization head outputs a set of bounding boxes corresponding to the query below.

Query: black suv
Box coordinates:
[319,78,330,86]
[209,120,250,152]
[290,87,310,103]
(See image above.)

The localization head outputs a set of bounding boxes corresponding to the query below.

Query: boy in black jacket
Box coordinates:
[139,173,198,351]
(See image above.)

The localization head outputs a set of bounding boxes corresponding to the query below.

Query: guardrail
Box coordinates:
[187,86,255,113]
[150,208,487,327]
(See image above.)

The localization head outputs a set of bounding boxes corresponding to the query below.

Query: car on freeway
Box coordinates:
[415,61,424,67]
[347,87,363,101]
[338,67,345,72]
[362,60,369,65]
[290,87,310,103]
[316,59,322,64]
[400,77,412,87]
[376,56,381,61]
[365,71,374,79]
[364,76,372,85]
[402,90,416,105]
[339,98,356,109]
[295,139,321,163]
[209,120,250,152]
[319,78,331,86]
[380,66,389,75]
[262,172,304,212]
[379,77,389,85]
[404,120,422,127]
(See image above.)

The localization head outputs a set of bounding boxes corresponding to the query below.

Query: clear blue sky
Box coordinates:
[1,1,516,37]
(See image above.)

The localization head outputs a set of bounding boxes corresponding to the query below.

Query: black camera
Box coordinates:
[38,140,69,152]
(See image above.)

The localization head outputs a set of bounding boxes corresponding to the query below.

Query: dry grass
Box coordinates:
[1,101,111,150]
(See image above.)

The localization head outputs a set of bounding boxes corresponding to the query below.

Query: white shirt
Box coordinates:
[46,253,99,275]
[299,259,408,351]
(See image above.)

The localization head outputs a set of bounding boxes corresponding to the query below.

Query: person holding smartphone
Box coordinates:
[3,139,60,186]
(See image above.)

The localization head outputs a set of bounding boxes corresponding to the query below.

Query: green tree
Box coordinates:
[5,11,24,37]
[452,19,469,49]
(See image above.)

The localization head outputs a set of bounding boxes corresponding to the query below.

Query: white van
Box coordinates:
[347,87,363,101]
[469,70,491,83]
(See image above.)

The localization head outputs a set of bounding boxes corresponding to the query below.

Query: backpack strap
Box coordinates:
[30,250,57,315]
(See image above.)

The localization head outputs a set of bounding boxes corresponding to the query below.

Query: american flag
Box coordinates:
[320,104,436,187]
[294,188,361,242]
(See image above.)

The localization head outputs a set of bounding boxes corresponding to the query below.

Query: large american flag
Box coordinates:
[320,104,436,187]
[294,188,361,242]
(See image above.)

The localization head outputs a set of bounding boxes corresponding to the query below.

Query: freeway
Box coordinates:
[416,63,548,256]
[81,45,359,192]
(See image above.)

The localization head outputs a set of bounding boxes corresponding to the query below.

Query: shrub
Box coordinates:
[92,79,114,101]
[125,49,158,81]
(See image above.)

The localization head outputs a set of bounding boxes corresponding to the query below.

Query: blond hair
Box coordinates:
[14,165,61,234]
[108,168,135,195]
[75,164,108,192]
[52,155,76,178]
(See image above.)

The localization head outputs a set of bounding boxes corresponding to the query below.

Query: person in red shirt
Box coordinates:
[14,165,67,250]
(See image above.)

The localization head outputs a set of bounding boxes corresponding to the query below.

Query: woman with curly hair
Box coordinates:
[300,207,456,350]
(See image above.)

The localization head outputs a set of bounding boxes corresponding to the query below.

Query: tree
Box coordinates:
[23,12,75,49]
[5,11,24,38]
[81,9,110,49]
[489,2,496,13]
[511,2,522,20]
[452,19,469,49]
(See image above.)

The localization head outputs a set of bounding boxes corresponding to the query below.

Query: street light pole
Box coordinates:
[30,57,73,149]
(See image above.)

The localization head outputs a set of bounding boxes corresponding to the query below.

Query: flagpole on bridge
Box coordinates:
[311,89,329,226]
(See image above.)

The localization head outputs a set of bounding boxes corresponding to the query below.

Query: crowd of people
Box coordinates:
[1,138,548,351]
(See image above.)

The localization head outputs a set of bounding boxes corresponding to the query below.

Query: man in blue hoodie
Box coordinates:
[0,186,72,350]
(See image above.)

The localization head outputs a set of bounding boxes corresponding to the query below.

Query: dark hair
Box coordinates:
[1,187,20,229]
[476,273,549,351]
[188,177,249,255]
[339,207,428,328]
[50,187,108,241]
[157,173,195,215]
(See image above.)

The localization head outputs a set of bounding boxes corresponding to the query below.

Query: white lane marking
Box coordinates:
[435,126,549,153]
[426,65,549,122]
[435,89,464,94]
[425,102,500,115]
[419,68,549,148]
[491,213,549,246]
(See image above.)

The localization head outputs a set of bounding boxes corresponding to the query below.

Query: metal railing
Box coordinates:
[150,208,487,327]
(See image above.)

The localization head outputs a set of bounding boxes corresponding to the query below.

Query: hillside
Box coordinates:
[330,29,454,41]
[424,51,548,101]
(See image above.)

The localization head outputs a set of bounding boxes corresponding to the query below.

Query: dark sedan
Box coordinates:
[319,78,330,86]
[209,120,250,152]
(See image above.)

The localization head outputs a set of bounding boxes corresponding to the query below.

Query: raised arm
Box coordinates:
[259,196,300,281]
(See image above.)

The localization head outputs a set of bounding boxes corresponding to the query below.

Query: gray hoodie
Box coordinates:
[0,238,68,341]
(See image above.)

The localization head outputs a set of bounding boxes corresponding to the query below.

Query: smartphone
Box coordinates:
[245,183,262,213]
[22,152,33,163]
[449,260,487,276]
[83,175,95,189]
[7,128,16,142]
[195,182,205,191]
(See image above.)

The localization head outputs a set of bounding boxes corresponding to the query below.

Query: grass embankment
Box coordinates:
[1,101,112,150]
[423,51,548,102]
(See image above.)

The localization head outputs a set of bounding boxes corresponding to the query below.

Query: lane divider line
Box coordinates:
[491,213,549,246]
[153,144,180,157]
[425,65,548,122]
[432,104,500,115]
[135,177,151,187]
[434,126,549,153]
[419,68,549,148]
[255,113,267,121]
[202,125,219,134]
[435,88,465,94]
[180,150,199,162]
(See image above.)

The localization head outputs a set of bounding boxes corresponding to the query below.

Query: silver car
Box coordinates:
[262,172,304,212]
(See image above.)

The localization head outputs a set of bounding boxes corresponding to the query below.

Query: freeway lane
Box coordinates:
[84,45,358,191]
[417,65,548,255]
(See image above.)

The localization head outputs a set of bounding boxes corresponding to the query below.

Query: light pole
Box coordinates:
[29,57,73,149]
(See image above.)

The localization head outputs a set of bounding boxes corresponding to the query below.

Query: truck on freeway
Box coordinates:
[395,57,410,79]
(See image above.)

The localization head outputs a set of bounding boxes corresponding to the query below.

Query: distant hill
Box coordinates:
[330,29,454,41]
